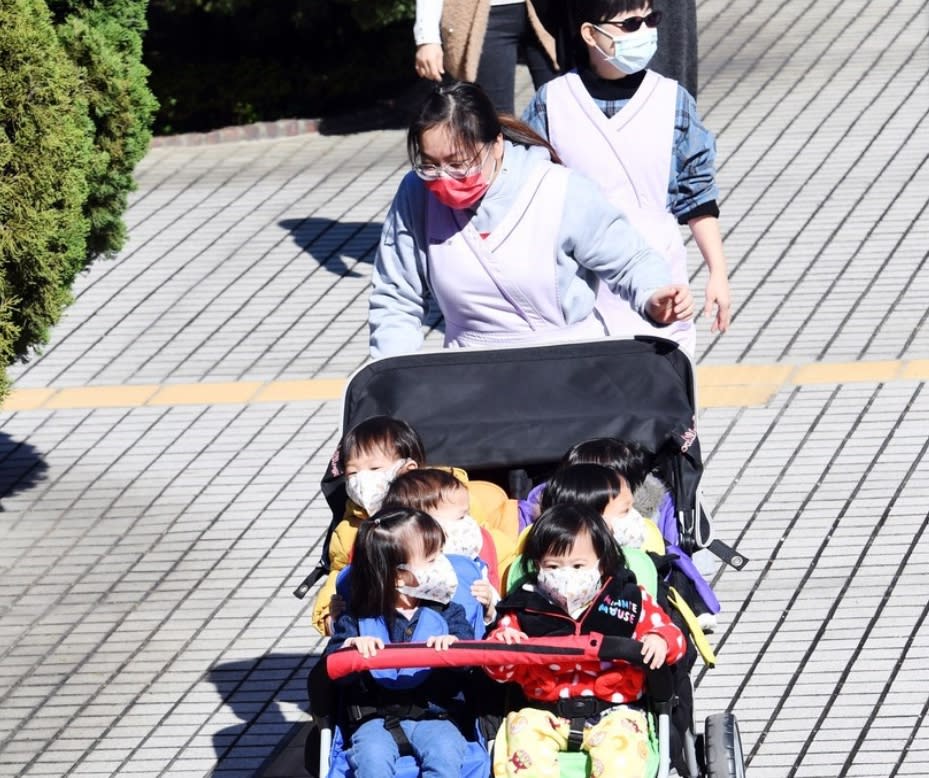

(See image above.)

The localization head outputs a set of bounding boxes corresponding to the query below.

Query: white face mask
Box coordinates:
[594,25,658,75]
[439,514,484,560]
[612,506,648,549]
[345,460,409,515]
[397,553,458,604]
[536,566,603,618]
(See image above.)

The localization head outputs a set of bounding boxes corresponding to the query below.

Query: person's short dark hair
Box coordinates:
[573,0,651,26]
[349,507,445,622]
[338,415,426,472]
[382,468,466,515]
[571,0,654,67]
[522,502,624,580]
[561,437,654,491]
[541,462,625,515]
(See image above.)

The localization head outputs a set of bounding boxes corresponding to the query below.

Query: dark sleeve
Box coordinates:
[443,602,475,640]
[326,612,360,654]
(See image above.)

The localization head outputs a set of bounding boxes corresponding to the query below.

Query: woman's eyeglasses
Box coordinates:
[414,146,491,181]
[596,10,662,33]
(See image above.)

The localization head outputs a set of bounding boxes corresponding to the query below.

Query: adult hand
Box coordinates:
[415,44,445,81]
[704,272,731,333]
[646,285,694,324]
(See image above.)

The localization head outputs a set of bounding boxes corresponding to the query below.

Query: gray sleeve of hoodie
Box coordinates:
[369,172,431,359]
[556,171,671,320]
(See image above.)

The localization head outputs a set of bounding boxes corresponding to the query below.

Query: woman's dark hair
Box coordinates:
[561,438,654,491]
[573,0,651,26]
[382,468,466,515]
[338,416,426,472]
[349,507,446,621]
[407,81,561,166]
[541,463,625,514]
[570,0,654,68]
[522,503,624,579]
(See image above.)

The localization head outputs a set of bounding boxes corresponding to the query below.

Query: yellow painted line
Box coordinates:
[790,360,901,385]
[1,388,57,411]
[696,364,794,387]
[900,360,929,380]
[700,384,781,408]
[148,381,264,406]
[44,385,160,410]
[2,359,926,413]
[252,378,344,403]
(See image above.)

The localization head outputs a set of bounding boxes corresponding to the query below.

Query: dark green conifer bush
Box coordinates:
[49,0,158,258]
[0,0,94,395]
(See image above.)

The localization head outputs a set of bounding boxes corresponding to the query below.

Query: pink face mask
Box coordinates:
[424,172,490,210]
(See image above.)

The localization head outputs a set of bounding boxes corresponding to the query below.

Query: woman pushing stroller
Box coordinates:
[369,81,694,358]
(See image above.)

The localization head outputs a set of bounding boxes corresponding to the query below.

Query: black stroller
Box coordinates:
[300,337,747,778]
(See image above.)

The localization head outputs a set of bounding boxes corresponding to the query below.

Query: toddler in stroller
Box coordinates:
[321,507,490,778]
[384,468,501,622]
[309,415,508,635]
[487,503,686,778]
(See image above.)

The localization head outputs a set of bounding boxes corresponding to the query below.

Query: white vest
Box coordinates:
[425,158,606,348]
[548,70,694,354]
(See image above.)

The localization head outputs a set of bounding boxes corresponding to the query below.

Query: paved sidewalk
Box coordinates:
[1,1,928,777]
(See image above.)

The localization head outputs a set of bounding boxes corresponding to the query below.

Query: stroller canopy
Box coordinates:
[340,337,701,511]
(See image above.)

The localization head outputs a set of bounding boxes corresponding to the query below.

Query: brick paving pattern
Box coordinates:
[1,1,928,776]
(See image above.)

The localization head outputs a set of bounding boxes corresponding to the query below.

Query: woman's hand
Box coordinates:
[640,633,669,669]
[415,44,445,81]
[426,634,459,651]
[646,285,694,325]
[704,271,731,333]
[344,636,384,658]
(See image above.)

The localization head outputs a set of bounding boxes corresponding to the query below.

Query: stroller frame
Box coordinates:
[302,337,746,777]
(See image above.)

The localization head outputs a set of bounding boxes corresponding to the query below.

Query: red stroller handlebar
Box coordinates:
[325,633,649,680]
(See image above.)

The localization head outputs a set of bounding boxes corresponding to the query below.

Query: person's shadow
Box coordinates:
[0,430,49,511]
[279,217,383,277]
[209,652,321,775]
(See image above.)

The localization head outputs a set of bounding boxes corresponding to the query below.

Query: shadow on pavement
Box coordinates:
[0,431,48,510]
[209,652,320,776]
[316,80,435,136]
[279,217,383,277]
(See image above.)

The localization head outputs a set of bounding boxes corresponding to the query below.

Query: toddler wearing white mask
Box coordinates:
[327,508,474,778]
[310,415,424,635]
[541,462,661,554]
[486,504,685,778]
[384,468,500,623]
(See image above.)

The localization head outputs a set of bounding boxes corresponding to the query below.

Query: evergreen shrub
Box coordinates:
[0,0,94,395]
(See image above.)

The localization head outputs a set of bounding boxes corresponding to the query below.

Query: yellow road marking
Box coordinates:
[2,359,925,413]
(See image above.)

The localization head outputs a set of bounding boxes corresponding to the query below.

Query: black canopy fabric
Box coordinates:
[340,337,702,518]
[296,338,706,598]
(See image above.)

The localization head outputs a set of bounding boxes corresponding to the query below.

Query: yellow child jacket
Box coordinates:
[309,468,511,635]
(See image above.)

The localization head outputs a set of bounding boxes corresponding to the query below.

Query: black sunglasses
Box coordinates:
[596,10,662,33]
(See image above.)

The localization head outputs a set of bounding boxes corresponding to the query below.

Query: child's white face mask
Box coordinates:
[594,25,658,75]
[612,507,648,549]
[536,566,603,618]
[345,460,410,515]
[439,514,484,560]
[397,553,458,604]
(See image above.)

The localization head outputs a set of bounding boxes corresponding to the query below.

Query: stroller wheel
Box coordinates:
[702,713,745,778]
